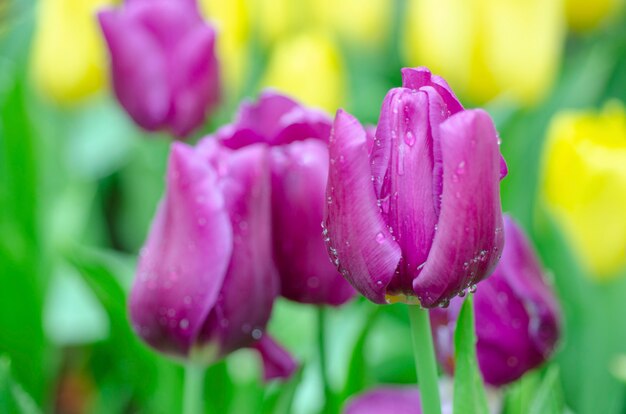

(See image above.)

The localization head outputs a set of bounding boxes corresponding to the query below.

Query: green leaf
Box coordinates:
[261,366,304,414]
[0,356,41,414]
[528,366,563,414]
[65,245,184,413]
[453,295,489,414]
[0,65,48,404]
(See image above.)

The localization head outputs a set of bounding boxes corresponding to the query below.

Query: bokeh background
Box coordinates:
[1,0,626,413]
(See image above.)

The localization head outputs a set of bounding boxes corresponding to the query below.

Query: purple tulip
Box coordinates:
[431,215,562,386]
[214,91,356,306]
[98,0,220,138]
[129,140,296,380]
[324,67,506,308]
[344,388,422,414]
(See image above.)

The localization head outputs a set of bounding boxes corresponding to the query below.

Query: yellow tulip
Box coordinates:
[541,102,626,280]
[403,0,565,106]
[31,0,114,103]
[565,0,624,31]
[261,30,344,114]
[200,0,250,96]
[249,0,300,47]
[309,0,391,48]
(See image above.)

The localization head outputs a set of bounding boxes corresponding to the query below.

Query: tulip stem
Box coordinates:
[317,306,336,413]
[183,364,205,414]
[408,305,442,414]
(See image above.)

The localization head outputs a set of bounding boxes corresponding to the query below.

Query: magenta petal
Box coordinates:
[324,110,402,304]
[99,10,171,130]
[271,139,355,306]
[496,216,561,358]
[371,89,438,296]
[401,67,463,115]
[251,335,298,381]
[169,25,220,137]
[129,143,233,357]
[218,91,301,148]
[197,142,279,356]
[413,110,505,307]
[344,388,422,414]
[430,215,561,386]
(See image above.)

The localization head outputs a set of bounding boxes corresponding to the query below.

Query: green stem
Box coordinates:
[183,364,205,414]
[318,306,336,414]
[408,305,442,414]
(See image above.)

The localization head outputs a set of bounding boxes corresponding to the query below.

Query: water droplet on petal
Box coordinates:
[251,329,263,340]
[375,233,385,243]
[469,284,477,294]
[179,319,189,330]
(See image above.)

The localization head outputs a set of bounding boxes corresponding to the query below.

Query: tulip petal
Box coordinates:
[169,25,220,137]
[195,142,278,357]
[371,89,438,296]
[324,110,402,304]
[251,335,298,381]
[99,10,171,130]
[129,143,233,357]
[413,110,505,307]
[497,216,561,356]
[401,67,463,115]
[218,91,301,148]
[344,388,422,414]
[271,139,355,306]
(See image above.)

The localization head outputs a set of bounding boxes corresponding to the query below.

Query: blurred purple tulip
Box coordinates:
[129,140,295,380]
[344,388,422,414]
[215,91,356,306]
[323,67,506,308]
[99,0,220,138]
[431,215,561,386]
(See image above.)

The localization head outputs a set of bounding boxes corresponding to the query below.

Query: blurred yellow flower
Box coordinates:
[541,102,626,280]
[200,0,250,96]
[403,0,565,106]
[31,0,114,103]
[261,31,344,114]
[565,0,624,31]
[309,0,391,48]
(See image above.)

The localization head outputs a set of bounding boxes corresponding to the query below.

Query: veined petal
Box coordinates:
[414,110,504,307]
[251,335,298,381]
[324,110,402,304]
[271,139,355,306]
[129,143,233,357]
[99,10,171,130]
[371,89,438,296]
[401,67,463,115]
[198,143,278,357]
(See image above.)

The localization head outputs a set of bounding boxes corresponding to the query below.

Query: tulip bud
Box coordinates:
[430,215,561,386]
[344,388,422,414]
[541,102,626,279]
[324,67,505,308]
[130,140,295,379]
[217,91,356,306]
[98,0,220,138]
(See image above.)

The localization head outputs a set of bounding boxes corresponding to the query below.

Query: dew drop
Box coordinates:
[469,284,477,294]
[375,233,385,243]
[179,319,189,330]
[327,196,333,205]
[458,289,466,298]
[456,161,466,175]
[251,329,263,340]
